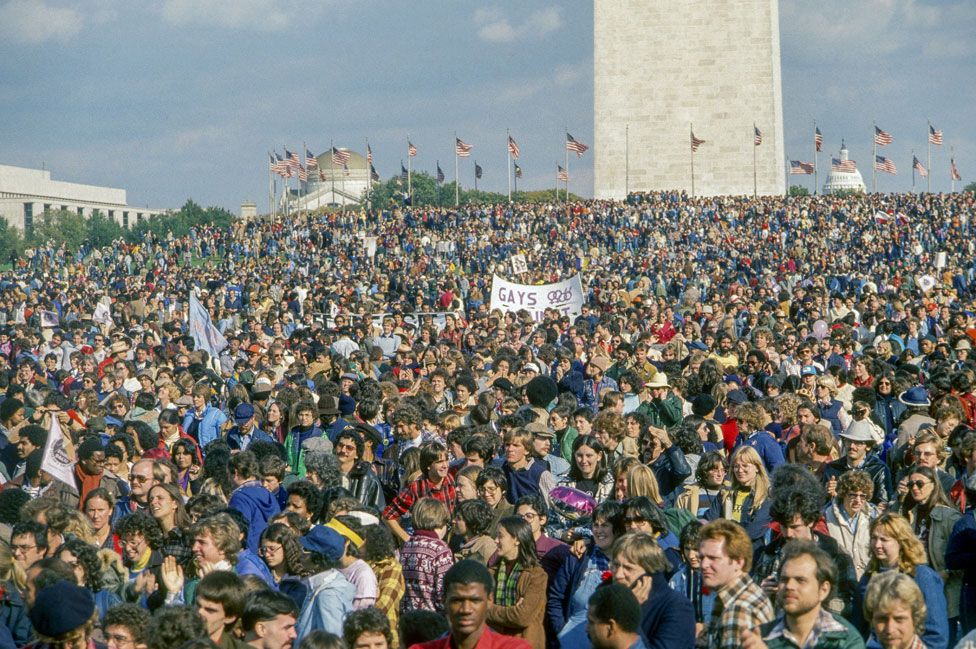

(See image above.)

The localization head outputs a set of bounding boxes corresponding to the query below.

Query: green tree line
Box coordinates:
[0,200,235,264]
[365,171,583,208]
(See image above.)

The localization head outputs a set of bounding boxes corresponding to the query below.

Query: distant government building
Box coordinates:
[594,0,785,197]
[0,163,168,234]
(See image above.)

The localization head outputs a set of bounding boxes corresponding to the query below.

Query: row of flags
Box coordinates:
[270,133,590,186]
[690,124,765,153]
[790,123,962,182]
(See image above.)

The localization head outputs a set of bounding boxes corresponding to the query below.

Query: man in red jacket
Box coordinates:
[410,560,529,649]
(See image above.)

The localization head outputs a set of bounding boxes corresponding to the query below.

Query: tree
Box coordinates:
[789,185,810,197]
[87,211,125,248]
[964,181,976,194]
[0,217,24,267]
[29,208,88,249]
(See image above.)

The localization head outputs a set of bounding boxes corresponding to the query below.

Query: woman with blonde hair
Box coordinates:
[703,445,771,550]
[0,542,30,645]
[855,512,948,649]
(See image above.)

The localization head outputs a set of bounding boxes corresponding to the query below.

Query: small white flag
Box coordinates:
[42,416,76,488]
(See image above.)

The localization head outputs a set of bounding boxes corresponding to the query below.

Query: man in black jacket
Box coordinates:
[334,427,385,510]
[752,485,857,620]
[821,419,893,505]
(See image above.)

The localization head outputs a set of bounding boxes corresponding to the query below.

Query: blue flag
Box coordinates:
[189,293,228,358]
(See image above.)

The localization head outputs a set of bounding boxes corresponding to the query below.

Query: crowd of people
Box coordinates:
[1,189,976,649]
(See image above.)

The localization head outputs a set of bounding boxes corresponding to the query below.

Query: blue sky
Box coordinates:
[0,0,972,211]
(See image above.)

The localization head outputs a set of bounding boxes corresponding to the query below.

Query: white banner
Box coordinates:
[490,274,584,323]
[42,416,76,488]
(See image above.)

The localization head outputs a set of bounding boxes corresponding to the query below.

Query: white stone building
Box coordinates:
[285,149,370,209]
[0,164,167,233]
[823,143,866,194]
[594,0,786,198]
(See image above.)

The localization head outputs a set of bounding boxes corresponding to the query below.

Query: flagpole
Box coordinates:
[912,149,916,193]
[454,132,460,206]
[268,152,274,225]
[330,138,336,204]
[690,123,695,198]
[813,121,818,195]
[872,122,877,193]
[302,141,307,214]
[951,145,956,193]
[474,161,478,192]
[753,122,758,198]
[926,120,932,194]
[365,137,371,209]
[564,127,570,202]
[407,136,412,202]
[507,129,512,202]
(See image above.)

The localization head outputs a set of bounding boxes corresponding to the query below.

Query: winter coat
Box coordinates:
[823,501,873,579]
[704,489,772,550]
[228,481,281,553]
[905,504,962,618]
[344,461,386,510]
[486,563,547,649]
[822,455,893,506]
[638,573,696,649]
[295,569,356,640]
[181,405,227,449]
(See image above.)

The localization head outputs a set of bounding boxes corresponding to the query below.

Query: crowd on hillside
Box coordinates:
[1,189,976,649]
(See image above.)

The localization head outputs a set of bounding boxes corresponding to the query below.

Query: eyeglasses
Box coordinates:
[845,493,868,501]
[909,480,931,489]
[105,633,134,646]
[11,544,36,554]
[131,474,152,483]
[259,544,282,554]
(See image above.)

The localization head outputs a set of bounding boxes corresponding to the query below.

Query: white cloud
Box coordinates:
[159,0,326,31]
[474,6,562,43]
[0,0,83,45]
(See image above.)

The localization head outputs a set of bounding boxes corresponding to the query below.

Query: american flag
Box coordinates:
[436,162,445,183]
[367,144,373,164]
[691,131,705,152]
[951,158,962,181]
[790,160,815,175]
[815,127,823,152]
[557,165,568,182]
[831,157,857,173]
[456,138,472,157]
[370,164,380,182]
[305,148,318,169]
[475,163,482,180]
[754,126,762,146]
[514,163,522,179]
[276,152,292,177]
[319,169,326,182]
[285,149,301,173]
[565,133,588,157]
[913,156,928,177]
[508,135,520,160]
[400,163,408,182]
[298,165,308,183]
[268,153,277,173]
[332,147,351,165]
[408,141,417,157]
[875,155,897,174]
[874,126,893,146]
[929,125,943,146]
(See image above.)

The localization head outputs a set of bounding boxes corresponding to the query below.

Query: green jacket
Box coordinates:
[635,394,683,429]
[760,612,865,649]
[555,426,579,461]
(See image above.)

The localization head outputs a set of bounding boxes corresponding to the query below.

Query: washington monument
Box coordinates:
[594,0,785,198]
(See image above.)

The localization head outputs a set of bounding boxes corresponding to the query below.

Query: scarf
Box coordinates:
[494,559,523,607]
[74,464,102,503]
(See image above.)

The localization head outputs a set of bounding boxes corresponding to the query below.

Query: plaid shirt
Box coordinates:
[703,573,774,649]
[382,473,457,520]
[763,609,851,648]
[369,557,405,646]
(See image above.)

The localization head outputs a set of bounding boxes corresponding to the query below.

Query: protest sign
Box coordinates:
[42,416,76,487]
[490,274,584,322]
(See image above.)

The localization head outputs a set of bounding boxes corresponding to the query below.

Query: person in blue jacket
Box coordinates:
[227,451,280,554]
[181,384,227,449]
[609,531,696,649]
[226,403,275,451]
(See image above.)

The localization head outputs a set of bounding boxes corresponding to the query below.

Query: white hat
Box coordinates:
[645,373,670,389]
[841,419,882,444]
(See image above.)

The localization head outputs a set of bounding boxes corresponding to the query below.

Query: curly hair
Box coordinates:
[361,523,397,563]
[146,605,207,649]
[775,393,802,426]
[260,523,311,577]
[455,499,495,537]
[57,538,105,591]
[835,469,875,504]
[101,603,151,646]
[591,411,627,441]
[286,481,321,520]
[343,606,393,649]
[114,512,164,550]
[769,486,822,527]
